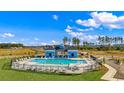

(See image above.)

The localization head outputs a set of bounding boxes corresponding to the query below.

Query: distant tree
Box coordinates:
[63,37,68,45]
[76,38,80,46]
[98,36,123,45]
[68,38,71,45]
[120,37,123,44]
[72,37,77,46]
[72,37,80,46]
[98,36,102,45]
[83,41,88,46]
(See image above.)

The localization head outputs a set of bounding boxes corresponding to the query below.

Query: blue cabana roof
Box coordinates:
[55,44,65,50]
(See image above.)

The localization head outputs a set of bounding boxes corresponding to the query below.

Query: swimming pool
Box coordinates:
[31,58,87,65]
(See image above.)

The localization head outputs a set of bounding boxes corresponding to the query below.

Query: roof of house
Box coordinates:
[44,44,77,50]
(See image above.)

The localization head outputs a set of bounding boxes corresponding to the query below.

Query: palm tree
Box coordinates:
[101,36,105,45]
[72,37,80,46]
[114,37,118,44]
[63,37,68,45]
[116,37,119,44]
[120,37,123,44]
[76,38,80,46]
[68,38,71,45]
[105,36,108,45]
[83,41,88,46]
[72,37,77,46]
[98,36,102,45]
[118,37,123,44]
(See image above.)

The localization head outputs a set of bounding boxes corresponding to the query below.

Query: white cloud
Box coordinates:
[52,40,56,44]
[65,25,94,39]
[51,40,62,45]
[69,32,83,37]
[65,25,98,42]
[40,42,47,46]
[65,25,93,33]
[65,25,83,39]
[66,29,98,42]
[65,25,72,33]
[77,27,94,32]
[65,28,72,33]
[67,25,72,30]
[34,37,39,41]
[80,35,98,42]
[66,12,124,43]
[11,42,17,44]
[21,39,25,41]
[76,12,124,29]
[91,12,117,23]
[52,14,59,20]
[76,19,99,28]
[1,33,15,38]
[20,38,29,42]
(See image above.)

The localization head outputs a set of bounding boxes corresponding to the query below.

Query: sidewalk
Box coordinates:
[101,64,123,81]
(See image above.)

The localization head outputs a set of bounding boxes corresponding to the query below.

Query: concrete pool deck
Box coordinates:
[11,58,97,74]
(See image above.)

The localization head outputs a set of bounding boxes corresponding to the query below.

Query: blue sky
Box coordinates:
[0,11,124,45]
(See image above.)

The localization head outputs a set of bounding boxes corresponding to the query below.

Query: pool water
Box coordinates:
[32,58,87,65]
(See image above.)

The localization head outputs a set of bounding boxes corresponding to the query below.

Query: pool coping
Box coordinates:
[11,58,97,74]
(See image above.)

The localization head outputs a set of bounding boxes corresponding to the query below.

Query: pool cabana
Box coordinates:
[45,45,78,58]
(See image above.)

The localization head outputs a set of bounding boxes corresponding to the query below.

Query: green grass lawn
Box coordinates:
[0,58,107,81]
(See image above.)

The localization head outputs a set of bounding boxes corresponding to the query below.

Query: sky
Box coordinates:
[0,11,124,46]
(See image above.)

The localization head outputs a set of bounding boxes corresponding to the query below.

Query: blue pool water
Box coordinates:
[32,58,87,65]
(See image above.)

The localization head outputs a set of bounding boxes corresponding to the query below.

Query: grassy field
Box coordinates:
[81,50,124,58]
[0,58,107,81]
[0,48,36,56]
[0,48,124,58]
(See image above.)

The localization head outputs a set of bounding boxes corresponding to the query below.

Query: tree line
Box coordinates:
[98,36,123,45]
[62,37,94,46]
[0,43,24,48]
[63,37,80,46]
[63,36,124,46]
[62,36,124,51]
